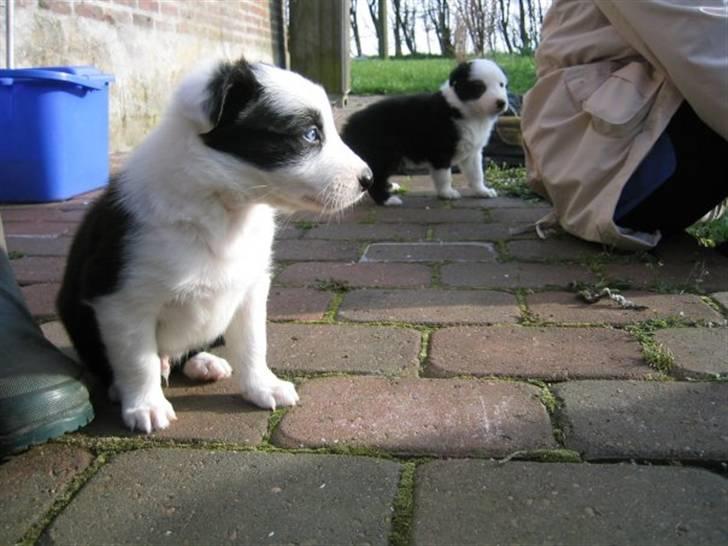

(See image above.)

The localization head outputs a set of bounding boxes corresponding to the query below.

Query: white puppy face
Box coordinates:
[442,59,509,118]
[175,58,371,214]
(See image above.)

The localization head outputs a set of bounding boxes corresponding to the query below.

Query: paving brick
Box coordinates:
[412,461,728,546]
[603,261,728,292]
[338,288,521,324]
[273,239,362,261]
[83,365,270,444]
[304,222,427,240]
[6,236,72,257]
[2,222,76,237]
[275,262,432,288]
[488,206,552,224]
[653,232,726,264]
[507,238,619,262]
[267,287,332,320]
[432,222,536,241]
[0,207,85,223]
[361,242,497,263]
[20,283,60,320]
[451,196,547,209]
[554,381,728,460]
[526,291,723,325]
[654,328,728,378]
[0,445,93,546]
[273,377,555,456]
[372,208,485,224]
[274,224,304,240]
[269,323,420,376]
[713,291,728,311]
[10,256,66,285]
[428,326,650,380]
[441,262,594,289]
[42,450,400,545]
[284,207,371,224]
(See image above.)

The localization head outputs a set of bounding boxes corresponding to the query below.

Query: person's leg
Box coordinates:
[617,101,728,234]
[0,213,94,457]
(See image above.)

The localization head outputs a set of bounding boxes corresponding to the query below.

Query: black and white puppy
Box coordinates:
[342,59,508,206]
[57,57,371,433]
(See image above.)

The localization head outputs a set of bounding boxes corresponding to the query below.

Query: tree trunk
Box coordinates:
[350,0,363,57]
[497,0,513,53]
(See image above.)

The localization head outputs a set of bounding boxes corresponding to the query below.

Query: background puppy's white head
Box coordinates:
[442,59,509,119]
[173,57,371,214]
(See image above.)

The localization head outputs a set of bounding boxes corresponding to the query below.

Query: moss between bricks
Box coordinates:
[388,461,417,546]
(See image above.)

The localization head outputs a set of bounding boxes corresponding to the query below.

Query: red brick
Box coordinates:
[303,223,426,241]
[268,323,420,376]
[654,328,728,379]
[6,236,72,257]
[526,291,723,325]
[137,0,158,12]
[75,2,107,20]
[0,207,84,223]
[20,283,60,320]
[428,326,650,380]
[11,257,67,285]
[372,208,485,224]
[361,242,497,263]
[432,223,537,241]
[268,287,332,320]
[39,0,73,15]
[272,377,556,456]
[441,262,594,289]
[276,262,431,288]
[3,222,75,237]
[273,240,362,262]
[507,238,620,262]
[338,289,520,324]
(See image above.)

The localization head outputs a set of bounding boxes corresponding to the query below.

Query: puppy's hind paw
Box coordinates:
[474,186,498,198]
[122,393,177,434]
[183,352,233,382]
[241,369,299,410]
[438,188,461,200]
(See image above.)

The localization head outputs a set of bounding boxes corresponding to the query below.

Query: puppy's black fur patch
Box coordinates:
[449,61,487,102]
[57,179,131,383]
[201,59,324,170]
[342,91,462,204]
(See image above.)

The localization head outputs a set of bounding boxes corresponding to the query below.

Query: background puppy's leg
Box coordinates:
[95,299,176,433]
[459,152,497,198]
[225,275,299,410]
[431,168,461,200]
[182,352,232,382]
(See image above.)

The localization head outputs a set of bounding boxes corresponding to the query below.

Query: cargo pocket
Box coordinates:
[581,62,662,138]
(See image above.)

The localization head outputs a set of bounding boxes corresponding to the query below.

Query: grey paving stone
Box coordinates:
[554,381,728,460]
[713,292,728,311]
[273,239,362,261]
[83,364,270,444]
[488,206,553,224]
[526,291,723,325]
[20,283,60,320]
[654,328,728,378]
[6,236,72,257]
[303,222,426,240]
[0,206,85,223]
[273,377,556,456]
[412,461,728,546]
[441,262,594,289]
[3,222,76,237]
[41,450,401,546]
[275,261,432,288]
[10,256,66,285]
[338,288,521,324]
[0,445,93,546]
[268,287,332,320]
[361,242,497,263]
[507,238,618,262]
[428,326,651,380]
[268,323,421,376]
[372,208,485,224]
[432,223,536,241]
[451,196,546,209]
[603,261,728,292]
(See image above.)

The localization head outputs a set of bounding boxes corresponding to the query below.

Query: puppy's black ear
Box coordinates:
[205,57,261,129]
[449,61,486,102]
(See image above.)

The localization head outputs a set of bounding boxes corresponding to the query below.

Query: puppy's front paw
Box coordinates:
[383,195,403,206]
[241,369,299,410]
[183,352,233,382]
[122,390,177,433]
[438,188,461,200]
[474,186,498,198]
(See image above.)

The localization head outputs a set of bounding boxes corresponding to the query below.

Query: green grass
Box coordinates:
[351,53,536,96]
[687,210,728,248]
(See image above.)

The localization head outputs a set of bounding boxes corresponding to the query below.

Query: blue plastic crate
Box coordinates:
[0,66,114,203]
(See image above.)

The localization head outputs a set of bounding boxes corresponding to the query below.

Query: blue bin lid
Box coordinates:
[0,66,114,90]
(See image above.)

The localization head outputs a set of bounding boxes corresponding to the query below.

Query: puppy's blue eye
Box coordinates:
[303,127,321,143]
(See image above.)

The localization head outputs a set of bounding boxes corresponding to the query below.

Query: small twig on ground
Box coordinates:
[577,287,648,310]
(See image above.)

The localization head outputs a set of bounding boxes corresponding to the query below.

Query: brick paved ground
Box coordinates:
[2,152,728,544]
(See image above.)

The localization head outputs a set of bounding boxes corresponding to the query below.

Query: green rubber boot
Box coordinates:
[0,218,94,457]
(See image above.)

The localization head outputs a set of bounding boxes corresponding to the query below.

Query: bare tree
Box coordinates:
[366,0,389,59]
[424,0,454,57]
[350,0,363,58]
[497,0,514,53]
[392,0,403,56]
[455,0,490,55]
[393,0,417,55]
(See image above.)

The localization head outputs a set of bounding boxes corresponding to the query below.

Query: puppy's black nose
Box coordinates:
[496,99,507,111]
[358,168,373,191]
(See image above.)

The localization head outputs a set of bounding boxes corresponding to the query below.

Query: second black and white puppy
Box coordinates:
[342,59,509,206]
[57,57,372,433]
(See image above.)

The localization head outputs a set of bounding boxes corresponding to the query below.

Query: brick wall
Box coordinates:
[0,0,285,151]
